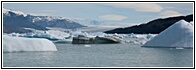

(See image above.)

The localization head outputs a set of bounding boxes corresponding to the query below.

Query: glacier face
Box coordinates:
[24,29,71,40]
[143,20,193,48]
[3,35,57,52]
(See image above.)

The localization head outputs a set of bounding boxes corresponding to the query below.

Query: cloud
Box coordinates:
[116,22,141,26]
[26,10,58,16]
[99,14,127,21]
[164,6,175,9]
[160,10,183,18]
[105,3,163,12]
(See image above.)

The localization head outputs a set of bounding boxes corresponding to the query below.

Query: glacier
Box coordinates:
[7,29,71,41]
[4,29,157,45]
[4,26,157,45]
[143,20,193,48]
[3,35,57,52]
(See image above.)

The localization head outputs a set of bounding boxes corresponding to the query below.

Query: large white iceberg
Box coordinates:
[3,35,57,52]
[143,20,193,48]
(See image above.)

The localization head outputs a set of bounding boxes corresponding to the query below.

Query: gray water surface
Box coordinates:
[3,43,193,67]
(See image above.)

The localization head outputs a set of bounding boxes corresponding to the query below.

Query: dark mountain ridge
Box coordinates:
[104,14,193,34]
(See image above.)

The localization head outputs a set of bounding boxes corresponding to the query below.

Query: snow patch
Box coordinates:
[3,8,10,15]
[3,8,26,16]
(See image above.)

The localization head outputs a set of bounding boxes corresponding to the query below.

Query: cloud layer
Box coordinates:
[99,14,127,21]
[160,10,182,18]
[105,3,163,12]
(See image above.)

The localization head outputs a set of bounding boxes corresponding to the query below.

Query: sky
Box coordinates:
[3,2,193,27]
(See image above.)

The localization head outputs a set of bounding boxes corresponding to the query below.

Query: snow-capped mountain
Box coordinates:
[27,15,85,29]
[3,8,85,33]
[3,8,47,33]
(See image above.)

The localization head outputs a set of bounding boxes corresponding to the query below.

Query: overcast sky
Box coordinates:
[3,2,193,26]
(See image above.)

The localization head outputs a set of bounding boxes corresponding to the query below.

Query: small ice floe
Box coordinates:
[175,47,184,49]
[84,45,91,47]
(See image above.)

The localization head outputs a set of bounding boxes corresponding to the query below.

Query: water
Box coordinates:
[3,43,193,67]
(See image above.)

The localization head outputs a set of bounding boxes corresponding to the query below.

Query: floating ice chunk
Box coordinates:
[124,38,150,45]
[3,35,57,52]
[146,34,156,39]
[175,47,184,49]
[189,21,193,25]
[122,33,157,45]
[84,45,91,47]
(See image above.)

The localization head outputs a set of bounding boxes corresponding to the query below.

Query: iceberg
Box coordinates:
[142,20,193,48]
[3,35,57,52]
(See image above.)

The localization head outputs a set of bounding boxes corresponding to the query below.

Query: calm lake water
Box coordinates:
[3,43,193,67]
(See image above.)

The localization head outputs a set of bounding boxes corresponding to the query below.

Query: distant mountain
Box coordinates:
[70,19,104,26]
[3,8,85,33]
[104,14,193,34]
